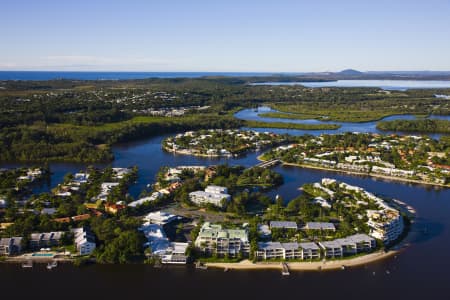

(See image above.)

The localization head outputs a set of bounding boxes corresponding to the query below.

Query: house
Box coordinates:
[256,241,320,260]
[304,222,336,231]
[140,223,170,256]
[72,227,96,255]
[143,211,178,225]
[195,222,250,257]
[334,234,376,254]
[105,203,126,214]
[128,192,162,207]
[0,237,23,256]
[41,208,57,215]
[189,185,231,208]
[319,241,343,258]
[161,242,189,264]
[257,224,271,238]
[269,221,298,230]
[29,232,64,249]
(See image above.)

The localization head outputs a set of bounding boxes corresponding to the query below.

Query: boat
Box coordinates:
[341,265,346,270]
[195,261,208,270]
[46,261,58,270]
[224,267,229,272]
[21,260,33,268]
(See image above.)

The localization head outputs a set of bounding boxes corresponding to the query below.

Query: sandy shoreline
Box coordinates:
[205,249,399,271]
[256,155,449,188]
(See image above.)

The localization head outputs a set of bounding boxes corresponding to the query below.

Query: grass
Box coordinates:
[270,104,415,123]
[258,112,323,120]
[245,120,340,130]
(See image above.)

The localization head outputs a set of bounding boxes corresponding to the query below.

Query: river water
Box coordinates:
[1,111,449,300]
[251,79,450,90]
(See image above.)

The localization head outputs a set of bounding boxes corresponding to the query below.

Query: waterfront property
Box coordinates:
[30,232,64,250]
[195,222,250,257]
[0,237,23,256]
[139,221,188,264]
[319,234,376,258]
[256,233,375,261]
[189,185,231,208]
[256,242,320,260]
[72,227,96,256]
[161,242,189,264]
[367,209,404,244]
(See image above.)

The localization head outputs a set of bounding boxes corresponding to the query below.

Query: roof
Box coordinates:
[319,241,342,249]
[258,242,283,250]
[299,242,320,250]
[269,221,297,229]
[305,222,335,230]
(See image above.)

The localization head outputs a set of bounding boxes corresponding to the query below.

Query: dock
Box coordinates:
[281,262,290,276]
[195,261,208,270]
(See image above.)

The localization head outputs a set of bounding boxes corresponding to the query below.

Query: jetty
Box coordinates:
[281,262,290,276]
[195,261,208,270]
[21,260,33,268]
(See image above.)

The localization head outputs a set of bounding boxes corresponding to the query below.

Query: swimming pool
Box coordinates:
[31,253,54,257]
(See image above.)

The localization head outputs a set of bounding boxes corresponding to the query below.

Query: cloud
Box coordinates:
[0,55,179,71]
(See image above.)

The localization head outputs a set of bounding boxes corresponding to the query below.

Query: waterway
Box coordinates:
[251,79,450,90]
[1,111,450,299]
[235,106,450,139]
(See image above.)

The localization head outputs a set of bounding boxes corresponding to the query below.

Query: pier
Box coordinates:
[281,262,290,276]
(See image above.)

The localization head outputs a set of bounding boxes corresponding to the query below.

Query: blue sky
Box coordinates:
[1,0,449,72]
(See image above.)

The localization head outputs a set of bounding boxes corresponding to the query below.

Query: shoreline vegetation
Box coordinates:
[257,155,450,188]
[377,119,450,134]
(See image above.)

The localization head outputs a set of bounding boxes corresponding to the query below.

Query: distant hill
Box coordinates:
[336,69,364,75]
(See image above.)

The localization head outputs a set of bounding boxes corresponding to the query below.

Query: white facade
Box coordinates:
[189,186,231,208]
[72,228,96,256]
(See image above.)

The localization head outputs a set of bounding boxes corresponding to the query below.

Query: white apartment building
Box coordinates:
[189,185,231,208]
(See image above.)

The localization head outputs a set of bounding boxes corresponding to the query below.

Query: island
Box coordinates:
[260,132,450,187]
[162,129,291,157]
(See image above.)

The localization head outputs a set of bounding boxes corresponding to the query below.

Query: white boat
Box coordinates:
[21,260,33,268]
[46,261,58,270]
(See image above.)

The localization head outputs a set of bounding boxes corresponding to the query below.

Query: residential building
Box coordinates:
[105,203,126,214]
[304,222,336,231]
[269,221,298,230]
[319,241,343,258]
[161,242,189,264]
[195,222,250,257]
[367,209,404,244]
[72,228,96,255]
[256,241,320,260]
[189,185,231,208]
[128,192,162,207]
[334,234,376,255]
[0,237,23,256]
[143,211,178,225]
[29,232,64,249]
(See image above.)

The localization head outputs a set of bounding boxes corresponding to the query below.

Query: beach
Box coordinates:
[205,249,400,271]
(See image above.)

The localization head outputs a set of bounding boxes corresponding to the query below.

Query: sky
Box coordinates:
[1,0,450,72]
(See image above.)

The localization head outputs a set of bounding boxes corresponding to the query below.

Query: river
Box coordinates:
[1,112,449,300]
[250,79,450,90]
